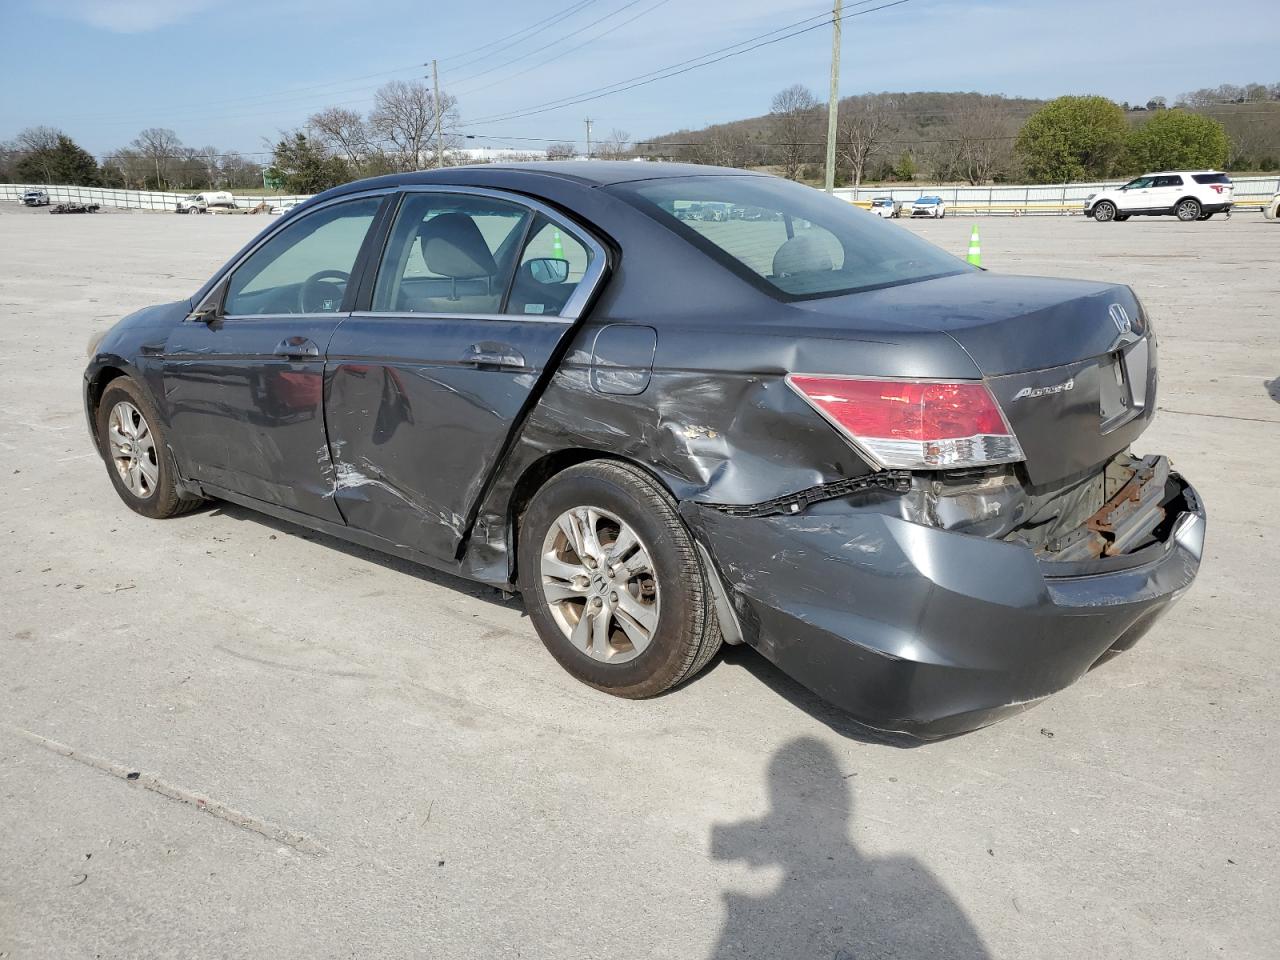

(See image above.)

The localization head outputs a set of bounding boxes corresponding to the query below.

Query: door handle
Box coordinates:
[463,341,525,369]
[274,336,320,359]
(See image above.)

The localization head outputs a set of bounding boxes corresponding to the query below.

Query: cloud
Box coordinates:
[42,0,216,33]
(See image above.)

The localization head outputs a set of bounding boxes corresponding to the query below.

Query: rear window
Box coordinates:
[609,175,970,300]
[1192,173,1231,185]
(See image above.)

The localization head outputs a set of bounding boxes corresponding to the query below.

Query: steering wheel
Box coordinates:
[298,269,350,313]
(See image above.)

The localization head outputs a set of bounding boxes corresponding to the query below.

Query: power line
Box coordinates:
[436,0,602,70]
[451,0,672,97]
[447,0,658,88]
[462,0,910,127]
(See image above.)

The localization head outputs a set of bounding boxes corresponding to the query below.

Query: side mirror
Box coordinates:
[527,257,570,284]
[186,278,225,323]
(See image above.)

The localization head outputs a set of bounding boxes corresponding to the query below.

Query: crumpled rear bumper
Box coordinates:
[683,473,1205,739]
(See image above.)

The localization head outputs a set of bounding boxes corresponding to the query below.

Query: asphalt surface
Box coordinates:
[1,202,1277,959]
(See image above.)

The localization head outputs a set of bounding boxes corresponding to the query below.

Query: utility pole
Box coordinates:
[823,0,842,194]
[584,117,594,159]
[432,59,444,169]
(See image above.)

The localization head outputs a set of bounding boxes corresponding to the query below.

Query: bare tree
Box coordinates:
[131,127,184,188]
[369,80,460,170]
[770,84,818,180]
[546,141,578,160]
[13,127,63,182]
[308,107,372,167]
[595,128,631,160]
[953,98,1018,184]
[837,95,893,187]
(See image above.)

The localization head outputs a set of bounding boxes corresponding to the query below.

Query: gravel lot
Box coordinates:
[1,203,1277,959]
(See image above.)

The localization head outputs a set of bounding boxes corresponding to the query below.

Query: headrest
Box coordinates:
[772,234,833,278]
[418,213,497,279]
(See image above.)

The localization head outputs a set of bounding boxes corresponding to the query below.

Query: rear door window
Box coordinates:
[1154,175,1183,188]
[372,193,530,315]
[506,216,594,317]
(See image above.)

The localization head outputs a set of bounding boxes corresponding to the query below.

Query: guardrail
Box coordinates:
[836,175,1280,215]
[5,176,1278,216]
[0,183,311,211]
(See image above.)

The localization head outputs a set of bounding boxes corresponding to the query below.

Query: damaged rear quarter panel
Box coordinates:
[467,315,981,584]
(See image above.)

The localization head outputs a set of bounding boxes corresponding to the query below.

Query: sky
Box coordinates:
[1,0,1275,159]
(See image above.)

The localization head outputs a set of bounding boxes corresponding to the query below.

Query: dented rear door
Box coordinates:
[323,188,609,564]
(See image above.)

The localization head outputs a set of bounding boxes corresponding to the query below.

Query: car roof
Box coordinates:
[314,160,768,203]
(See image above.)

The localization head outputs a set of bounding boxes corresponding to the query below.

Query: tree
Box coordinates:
[546,141,578,160]
[131,127,184,189]
[369,80,460,169]
[1126,110,1230,172]
[890,150,917,181]
[308,107,372,167]
[596,128,631,160]
[1015,95,1128,182]
[838,95,892,187]
[770,84,818,180]
[13,128,100,185]
[267,132,352,193]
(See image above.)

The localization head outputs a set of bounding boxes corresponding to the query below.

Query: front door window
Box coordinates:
[224,197,380,316]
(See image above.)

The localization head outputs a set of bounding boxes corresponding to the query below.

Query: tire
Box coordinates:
[1176,198,1201,222]
[1093,201,1116,222]
[517,460,722,699]
[95,377,203,520]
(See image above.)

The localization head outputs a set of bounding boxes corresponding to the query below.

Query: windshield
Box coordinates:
[610,175,970,300]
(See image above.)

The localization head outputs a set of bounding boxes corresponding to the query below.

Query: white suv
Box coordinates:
[1084,171,1233,223]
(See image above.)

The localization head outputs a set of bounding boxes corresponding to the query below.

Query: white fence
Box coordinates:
[0,183,311,211]
[4,175,1278,216]
[835,175,1280,214]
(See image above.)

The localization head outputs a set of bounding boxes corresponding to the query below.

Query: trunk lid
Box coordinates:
[792,273,1158,485]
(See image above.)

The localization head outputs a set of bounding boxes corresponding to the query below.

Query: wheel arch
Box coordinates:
[84,361,137,451]
[505,448,684,574]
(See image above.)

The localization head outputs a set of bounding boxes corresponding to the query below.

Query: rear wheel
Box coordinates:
[1176,198,1201,222]
[1093,201,1116,222]
[96,378,203,519]
[517,460,722,699]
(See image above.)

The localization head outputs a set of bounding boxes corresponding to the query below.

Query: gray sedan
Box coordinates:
[83,162,1204,738]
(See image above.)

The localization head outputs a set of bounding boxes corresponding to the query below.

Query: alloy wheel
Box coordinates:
[1177,200,1200,221]
[107,400,159,499]
[540,506,660,664]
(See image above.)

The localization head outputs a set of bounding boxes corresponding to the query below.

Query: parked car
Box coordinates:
[269,200,300,216]
[908,195,946,218]
[1083,171,1233,222]
[83,162,1204,738]
[869,196,900,219]
[22,188,50,206]
[51,202,100,214]
[176,191,236,214]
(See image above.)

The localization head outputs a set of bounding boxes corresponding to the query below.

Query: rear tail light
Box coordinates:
[1209,184,1225,194]
[787,374,1025,470]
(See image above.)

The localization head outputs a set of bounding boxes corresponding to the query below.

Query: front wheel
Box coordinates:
[96,378,203,519]
[517,460,722,699]
[1176,198,1202,221]
[1093,201,1117,222]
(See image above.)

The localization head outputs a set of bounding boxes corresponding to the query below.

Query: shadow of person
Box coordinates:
[709,737,992,960]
